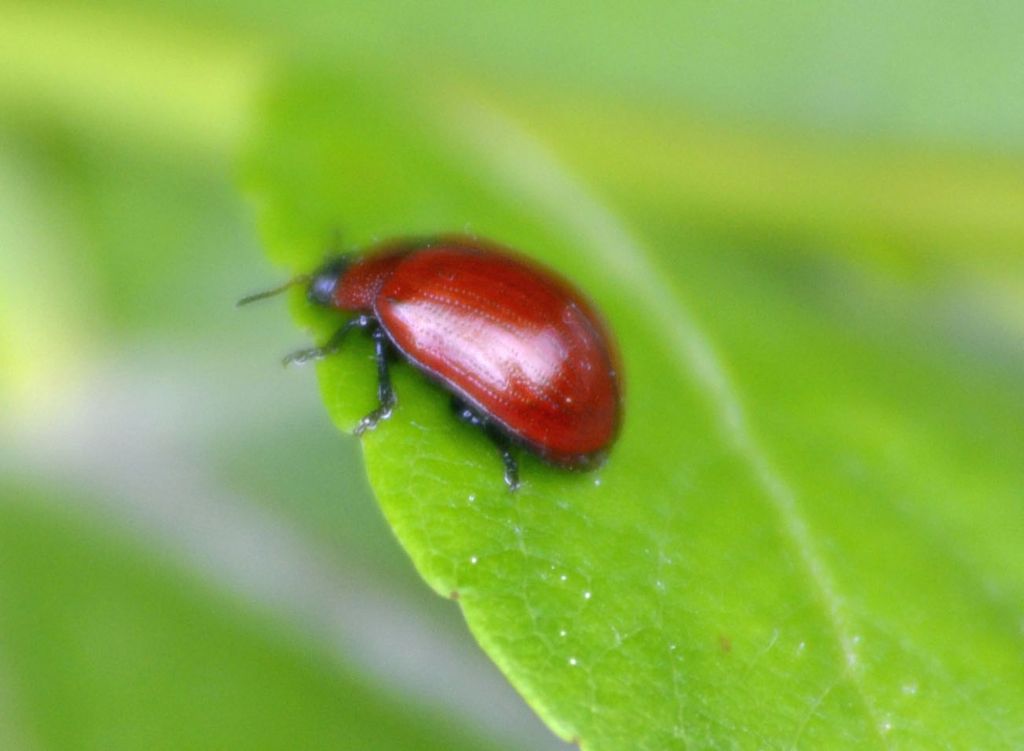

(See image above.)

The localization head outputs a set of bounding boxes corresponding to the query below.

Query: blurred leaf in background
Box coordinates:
[1,1,1023,750]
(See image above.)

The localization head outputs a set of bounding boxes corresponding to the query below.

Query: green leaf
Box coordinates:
[245,70,1024,749]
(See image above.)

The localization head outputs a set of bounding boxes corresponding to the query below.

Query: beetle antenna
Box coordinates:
[234,274,307,305]
[236,274,310,307]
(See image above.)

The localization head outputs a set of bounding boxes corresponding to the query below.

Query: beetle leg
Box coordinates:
[354,325,397,436]
[499,442,520,491]
[451,397,520,491]
[282,314,373,366]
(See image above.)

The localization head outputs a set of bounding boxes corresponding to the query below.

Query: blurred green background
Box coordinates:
[1,1,1022,749]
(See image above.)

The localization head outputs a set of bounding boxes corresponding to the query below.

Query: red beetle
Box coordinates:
[241,235,622,489]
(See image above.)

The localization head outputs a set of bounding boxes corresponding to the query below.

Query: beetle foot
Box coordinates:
[353,404,394,436]
[282,346,327,367]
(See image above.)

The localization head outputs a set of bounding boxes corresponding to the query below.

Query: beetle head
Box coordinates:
[307,256,352,307]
